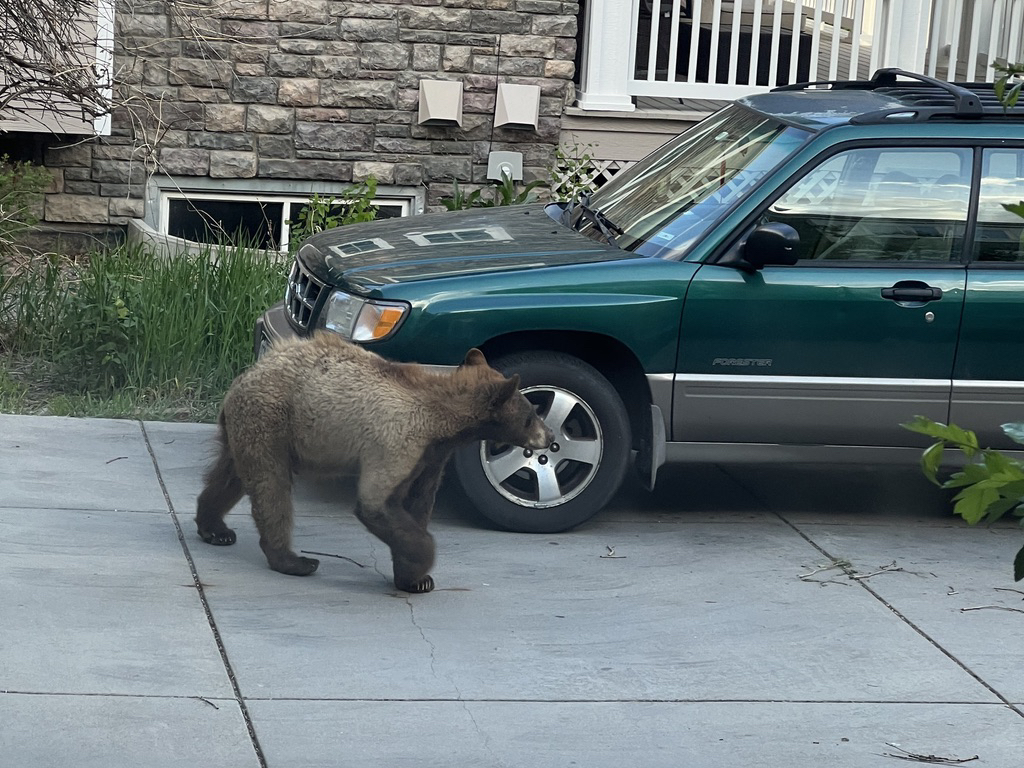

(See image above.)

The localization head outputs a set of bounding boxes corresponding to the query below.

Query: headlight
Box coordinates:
[321,290,408,342]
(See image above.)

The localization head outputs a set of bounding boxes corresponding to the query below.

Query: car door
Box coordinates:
[673,145,972,447]
[950,146,1024,449]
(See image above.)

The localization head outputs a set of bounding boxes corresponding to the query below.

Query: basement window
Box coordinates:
[161,192,411,252]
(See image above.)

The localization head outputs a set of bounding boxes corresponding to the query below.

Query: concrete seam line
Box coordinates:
[139,420,269,768]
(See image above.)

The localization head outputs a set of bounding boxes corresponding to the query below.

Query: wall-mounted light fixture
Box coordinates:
[417,80,464,127]
[494,83,541,130]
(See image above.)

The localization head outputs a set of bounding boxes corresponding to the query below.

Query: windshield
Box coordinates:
[577,104,810,258]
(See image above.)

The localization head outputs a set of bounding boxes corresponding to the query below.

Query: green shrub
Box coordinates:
[287,178,379,250]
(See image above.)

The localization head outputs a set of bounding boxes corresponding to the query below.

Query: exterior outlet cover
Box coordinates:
[494,83,541,130]
[418,80,464,127]
[487,151,524,181]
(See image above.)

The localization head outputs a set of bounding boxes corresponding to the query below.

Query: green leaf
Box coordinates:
[982,449,1024,476]
[982,496,1020,525]
[1007,81,1024,109]
[953,486,999,525]
[920,441,945,485]
[1001,202,1024,220]
[1001,422,1024,445]
[1015,545,1024,582]
[941,463,989,489]
[901,416,978,451]
[902,415,948,438]
[993,479,1024,500]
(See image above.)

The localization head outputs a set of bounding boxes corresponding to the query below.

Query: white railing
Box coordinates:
[926,0,1024,81]
[577,0,1024,110]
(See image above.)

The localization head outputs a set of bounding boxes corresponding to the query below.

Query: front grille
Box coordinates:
[285,259,325,330]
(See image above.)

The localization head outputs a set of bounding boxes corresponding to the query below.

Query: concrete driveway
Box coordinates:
[1,413,1022,767]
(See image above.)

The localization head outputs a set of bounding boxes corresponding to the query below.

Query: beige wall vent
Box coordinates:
[494,83,540,130]
[417,80,464,127]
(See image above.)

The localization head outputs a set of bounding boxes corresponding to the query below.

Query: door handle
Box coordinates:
[881,281,943,303]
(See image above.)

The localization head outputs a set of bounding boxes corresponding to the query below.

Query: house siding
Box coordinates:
[34,0,579,231]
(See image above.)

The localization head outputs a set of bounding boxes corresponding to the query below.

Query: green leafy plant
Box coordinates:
[491,171,545,206]
[441,179,485,211]
[903,416,1024,581]
[550,142,599,203]
[287,178,379,249]
[440,171,545,210]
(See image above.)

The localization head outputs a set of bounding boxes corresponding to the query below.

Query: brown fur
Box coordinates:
[195,332,554,593]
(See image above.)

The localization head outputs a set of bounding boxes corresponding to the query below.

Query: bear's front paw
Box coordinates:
[198,526,237,546]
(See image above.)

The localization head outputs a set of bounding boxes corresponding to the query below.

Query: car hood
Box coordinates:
[296,204,637,290]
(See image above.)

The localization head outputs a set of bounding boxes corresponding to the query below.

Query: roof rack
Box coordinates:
[773,67,1024,124]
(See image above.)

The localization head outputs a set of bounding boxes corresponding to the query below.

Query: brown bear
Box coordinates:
[195,332,554,593]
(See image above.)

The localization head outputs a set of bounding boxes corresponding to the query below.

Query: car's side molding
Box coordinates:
[661,442,964,464]
[673,373,952,390]
[666,373,951,448]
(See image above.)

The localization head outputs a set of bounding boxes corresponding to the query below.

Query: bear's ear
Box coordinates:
[490,374,520,406]
[462,348,488,368]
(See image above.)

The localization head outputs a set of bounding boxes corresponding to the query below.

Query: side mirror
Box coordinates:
[742,222,800,270]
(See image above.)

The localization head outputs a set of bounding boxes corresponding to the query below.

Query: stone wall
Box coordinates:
[39,0,579,229]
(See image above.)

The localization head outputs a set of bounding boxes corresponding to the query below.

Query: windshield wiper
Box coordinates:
[571,194,624,248]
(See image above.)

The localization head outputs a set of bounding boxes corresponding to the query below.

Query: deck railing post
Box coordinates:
[576,0,638,111]
[879,0,933,72]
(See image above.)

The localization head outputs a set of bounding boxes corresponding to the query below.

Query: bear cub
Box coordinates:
[195,332,554,593]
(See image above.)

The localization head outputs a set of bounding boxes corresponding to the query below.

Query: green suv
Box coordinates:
[256,69,1024,533]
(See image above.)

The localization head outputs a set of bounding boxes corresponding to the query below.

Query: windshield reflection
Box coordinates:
[580,105,809,258]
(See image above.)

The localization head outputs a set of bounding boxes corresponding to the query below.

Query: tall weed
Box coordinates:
[2,240,285,409]
[0,155,52,251]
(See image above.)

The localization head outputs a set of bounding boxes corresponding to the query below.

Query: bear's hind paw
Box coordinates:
[397,575,435,594]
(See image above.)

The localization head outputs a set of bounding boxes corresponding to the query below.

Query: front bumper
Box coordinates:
[253,302,301,358]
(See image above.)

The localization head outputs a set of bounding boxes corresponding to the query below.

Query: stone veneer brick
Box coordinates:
[41,0,580,226]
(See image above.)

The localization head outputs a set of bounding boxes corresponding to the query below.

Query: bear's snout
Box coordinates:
[524,420,555,450]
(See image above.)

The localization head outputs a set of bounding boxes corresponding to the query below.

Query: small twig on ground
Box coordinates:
[191,696,219,709]
[993,587,1024,599]
[600,545,625,559]
[851,560,904,581]
[946,586,960,596]
[105,455,127,464]
[881,743,979,764]
[301,550,366,568]
[799,559,852,579]
[799,559,854,586]
[960,604,1024,614]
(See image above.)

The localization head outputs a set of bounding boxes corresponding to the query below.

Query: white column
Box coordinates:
[879,0,933,72]
[576,0,637,112]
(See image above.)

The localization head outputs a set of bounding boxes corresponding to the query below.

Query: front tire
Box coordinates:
[453,351,632,533]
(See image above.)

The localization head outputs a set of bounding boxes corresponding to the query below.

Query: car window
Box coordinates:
[974,148,1024,263]
[583,104,810,257]
[764,147,972,263]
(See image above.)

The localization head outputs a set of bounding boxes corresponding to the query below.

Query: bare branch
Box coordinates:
[0,0,113,124]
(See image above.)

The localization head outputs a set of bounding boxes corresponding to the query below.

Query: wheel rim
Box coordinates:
[479,385,604,509]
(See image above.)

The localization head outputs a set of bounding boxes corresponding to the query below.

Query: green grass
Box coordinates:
[1,239,286,421]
